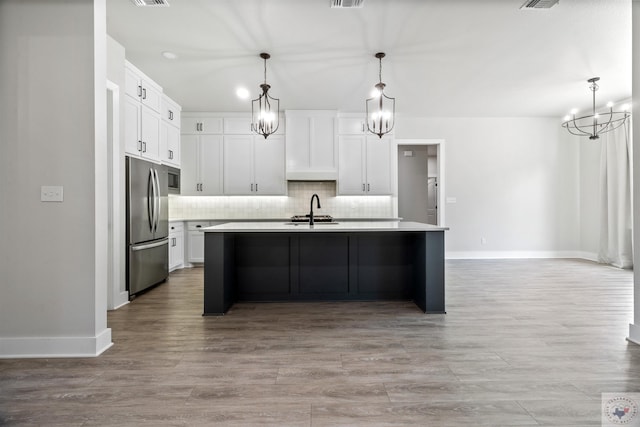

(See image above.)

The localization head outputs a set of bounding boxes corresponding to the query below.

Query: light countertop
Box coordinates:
[202,221,448,233]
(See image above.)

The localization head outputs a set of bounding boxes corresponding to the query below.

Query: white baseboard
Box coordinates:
[445,250,590,260]
[0,328,113,358]
[628,323,640,346]
[110,291,129,310]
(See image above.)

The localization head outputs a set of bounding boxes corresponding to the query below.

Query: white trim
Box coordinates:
[627,323,640,346]
[445,250,591,260]
[0,329,113,358]
[110,292,130,310]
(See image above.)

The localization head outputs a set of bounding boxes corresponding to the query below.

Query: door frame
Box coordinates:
[107,80,129,310]
[393,139,445,226]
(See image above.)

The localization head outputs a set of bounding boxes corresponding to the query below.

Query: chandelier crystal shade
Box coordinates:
[562,77,630,140]
[251,53,280,139]
[366,52,395,138]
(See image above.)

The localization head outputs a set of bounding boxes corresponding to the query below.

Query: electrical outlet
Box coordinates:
[480,237,487,245]
[41,186,64,202]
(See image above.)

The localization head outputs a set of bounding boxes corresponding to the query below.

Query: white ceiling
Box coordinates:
[106,0,631,118]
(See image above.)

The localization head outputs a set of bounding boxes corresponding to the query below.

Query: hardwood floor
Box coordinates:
[1,259,639,426]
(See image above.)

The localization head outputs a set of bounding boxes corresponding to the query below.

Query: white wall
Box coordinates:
[578,135,602,260]
[0,0,111,357]
[396,117,581,258]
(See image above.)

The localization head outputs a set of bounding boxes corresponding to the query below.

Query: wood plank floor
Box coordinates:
[1,259,639,426]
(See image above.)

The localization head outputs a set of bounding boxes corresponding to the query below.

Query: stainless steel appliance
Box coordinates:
[167,166,180,194]
[126,156,169,296]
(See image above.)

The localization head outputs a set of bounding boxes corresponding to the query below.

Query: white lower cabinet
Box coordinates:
[338,135,392,195]
[223,135,285,195]
[169,222,184,271]
[187,221,210,263]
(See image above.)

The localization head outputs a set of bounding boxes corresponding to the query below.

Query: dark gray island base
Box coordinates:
[203,222,447,315]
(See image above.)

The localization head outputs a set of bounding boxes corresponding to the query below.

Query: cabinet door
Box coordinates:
[338,136,366,195]
[188,230,205,263]
[223,135,254,195]
[200,134,223,195]
[124,67,141,99]
[223,117,252,134]
[140,79,161,113]
[124,95,142,157]
[311,116,336,171]
[140,106,160,162]
[160,123,180,167]
[181,118,202,134]
[169,231,184,271]
[338,117,366,135]
[285,115,310,171]
[365,137,392,195]
[180,134,200,195]
[254,135,285,195]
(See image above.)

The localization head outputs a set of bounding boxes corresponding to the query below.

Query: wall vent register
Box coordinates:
[130,0,169,7]
[520,0,559,9]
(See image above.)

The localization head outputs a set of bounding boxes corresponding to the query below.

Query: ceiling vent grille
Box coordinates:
[331,0,365,8]
[520,0,559,9]
[130,0,170,7]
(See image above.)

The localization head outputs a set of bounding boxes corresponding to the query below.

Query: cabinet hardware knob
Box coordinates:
[138,85,142,97]
[142,141,147,153]
[255,183,258,192]
[367,183,370,192]
[362,183,365,192]
[142,88,147,100]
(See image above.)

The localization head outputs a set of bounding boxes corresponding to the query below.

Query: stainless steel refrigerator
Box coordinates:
[126,156,169,296]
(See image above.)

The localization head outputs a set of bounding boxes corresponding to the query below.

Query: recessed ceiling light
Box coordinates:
[236,87,250,100]
[162,51,177,60]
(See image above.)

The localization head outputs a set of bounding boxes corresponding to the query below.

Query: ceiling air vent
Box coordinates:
[520,0,559,9]
[130,0,170,6]
[331,0,365,9]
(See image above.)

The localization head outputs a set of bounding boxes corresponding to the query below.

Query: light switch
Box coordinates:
[41,186,64,202]
[446,197,457,204]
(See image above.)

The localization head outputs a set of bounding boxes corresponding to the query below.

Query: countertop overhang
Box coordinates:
[202,221,449,233]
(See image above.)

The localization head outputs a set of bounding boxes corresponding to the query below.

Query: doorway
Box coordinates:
[395,140,444,226]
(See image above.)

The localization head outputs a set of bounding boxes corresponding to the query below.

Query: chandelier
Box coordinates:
[366,52,395,138]
[562,77,630,140]
[251,53,280,139]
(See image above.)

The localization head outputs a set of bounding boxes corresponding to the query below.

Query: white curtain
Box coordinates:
[598,120,633,268]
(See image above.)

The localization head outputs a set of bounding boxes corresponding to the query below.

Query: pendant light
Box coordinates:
[366,52,395,138]
[251,53,280,139]
[562,77,630,140]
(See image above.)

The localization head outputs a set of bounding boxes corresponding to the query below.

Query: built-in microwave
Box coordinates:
[167,166,180,194]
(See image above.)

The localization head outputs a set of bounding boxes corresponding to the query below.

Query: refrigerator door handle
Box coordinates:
[153,168,160,233]
[147,168,155,232]
[131,238,169,251]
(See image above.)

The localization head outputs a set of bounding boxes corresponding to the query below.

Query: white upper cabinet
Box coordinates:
[159,94,181,167]
[182,117,223,134]
[124,60,163,162]
[180,134,223,196]
[338,135,392,195]
[338,117,367,135]
[160,122,180,167]
[224,134,285,195]
[125,62,162,113]
[161,95,181,126]
[285,110,337,180]
[223,117,253,135]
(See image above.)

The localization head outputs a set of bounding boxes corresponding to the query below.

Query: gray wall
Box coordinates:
[0,0,110,356]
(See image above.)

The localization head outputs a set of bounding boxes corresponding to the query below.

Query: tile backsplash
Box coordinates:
[169,182,395,219]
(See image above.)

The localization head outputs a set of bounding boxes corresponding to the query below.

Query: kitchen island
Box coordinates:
[202,221,448,315]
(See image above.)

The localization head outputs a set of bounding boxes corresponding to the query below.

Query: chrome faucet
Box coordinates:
[309,193,321,226]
